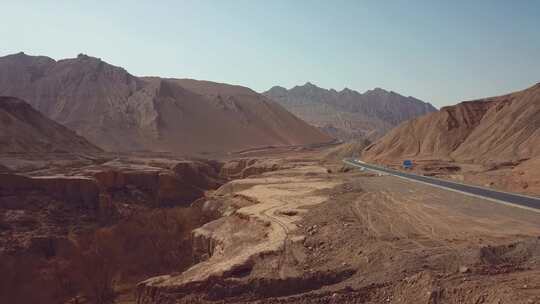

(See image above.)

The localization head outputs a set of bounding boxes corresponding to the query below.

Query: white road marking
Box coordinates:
[343,159,540,214]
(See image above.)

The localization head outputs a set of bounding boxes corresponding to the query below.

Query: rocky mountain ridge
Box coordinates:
[263,82,436,140]
[0,52,331,154]
[363,82,540,164]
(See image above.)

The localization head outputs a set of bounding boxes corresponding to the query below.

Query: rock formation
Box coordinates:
[363,82,540,164]
[264,82,436,140]
[0,53,331,154]
[0,157,225,254]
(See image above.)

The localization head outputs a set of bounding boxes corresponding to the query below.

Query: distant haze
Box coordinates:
[1,0,539,108]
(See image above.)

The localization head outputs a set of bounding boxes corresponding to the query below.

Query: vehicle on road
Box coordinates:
[402,160,413,169]
[343,158,540,212]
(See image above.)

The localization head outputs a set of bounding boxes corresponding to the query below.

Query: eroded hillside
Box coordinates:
[0,53,331,154]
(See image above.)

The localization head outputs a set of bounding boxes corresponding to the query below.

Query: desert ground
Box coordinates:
[1,147,540,304]
[376,158,540,197]
[132,150,540,304]
[2,4,539,304]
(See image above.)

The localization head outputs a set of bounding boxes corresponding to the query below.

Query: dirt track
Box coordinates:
[137,158,540,304]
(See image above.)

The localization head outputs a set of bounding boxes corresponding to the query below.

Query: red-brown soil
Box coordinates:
[136,156,540,304]
[0,153,226,256]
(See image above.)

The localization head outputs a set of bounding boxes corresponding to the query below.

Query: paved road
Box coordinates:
[343,158,540,212]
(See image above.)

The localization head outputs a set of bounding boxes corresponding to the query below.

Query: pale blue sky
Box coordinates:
[2,0,539,107]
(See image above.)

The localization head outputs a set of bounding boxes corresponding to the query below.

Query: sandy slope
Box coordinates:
[0,96,101,153]
[363,83,540,164]
[361,82,540,196]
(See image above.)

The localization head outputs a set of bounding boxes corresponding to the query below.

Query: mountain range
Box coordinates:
[263,82,436,140]
[0,53,331,154]
[363,82,540,164]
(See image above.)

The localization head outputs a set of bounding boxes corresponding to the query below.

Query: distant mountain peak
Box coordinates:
[340,87,355,94]
[263,82,436,141]
[77,53,100,61]
[264,85,288,96]
[3,51,47,61]
[365,87,389,94]
[290,82,325,92]
[297,81,323,90]
[266,85,287,93]
[6,51,32,59]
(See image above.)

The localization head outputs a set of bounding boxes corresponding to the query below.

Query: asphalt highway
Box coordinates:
[343,158,540,212]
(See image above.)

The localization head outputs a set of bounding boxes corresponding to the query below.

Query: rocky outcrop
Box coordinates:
[264,82,436,140]
[363,83,540,164]
[135,164,342,303]
[0,173,100,209]
[0,53,331,154]
[172,161,222,189]
[91,160,224,207]
[191,218,228,263]
[0,173,104,255]
[219,159,257,178]
[0,157,226,255]
[220,158,285,179]
[0,96,102,153]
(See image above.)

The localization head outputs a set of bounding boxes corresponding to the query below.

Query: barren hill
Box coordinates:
[363,83,540,164]
[264,82,436,140]
[0,53,331,154]
[0,96,101,153]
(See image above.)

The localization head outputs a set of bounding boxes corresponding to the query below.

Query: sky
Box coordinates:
[2,0,539,108]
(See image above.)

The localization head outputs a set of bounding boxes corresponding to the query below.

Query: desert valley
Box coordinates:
[1,2,540,304]
[1,51,539,304]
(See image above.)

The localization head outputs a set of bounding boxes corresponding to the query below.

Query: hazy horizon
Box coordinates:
[2,0,539,108]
